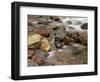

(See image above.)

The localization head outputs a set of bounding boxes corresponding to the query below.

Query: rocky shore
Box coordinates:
[27,15,88,66]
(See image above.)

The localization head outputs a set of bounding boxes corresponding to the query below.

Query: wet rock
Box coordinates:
[68,26,75,30]
[54,41,63,48]
[29,42,41,50]
[80,23,88,30]
[79,31,87,45]
[66,20,72,25]
[49,16,60,21]
[28,26,34,32]
[71,32,80,43]
[28,34,42,46]
[63,36,75,44]
[34,28,50,37]
[32,55,46,65]
[28,60,39,66]
[55,27,66,41]
[28,49,35,59]
[38,20,51,25]
[66,31,87,45]
[40,38,51,52]
[35,50,49,58]
[49,42,57,51]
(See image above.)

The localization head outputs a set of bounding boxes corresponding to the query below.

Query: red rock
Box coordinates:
[32,55,46,65]
[34,28,50,37]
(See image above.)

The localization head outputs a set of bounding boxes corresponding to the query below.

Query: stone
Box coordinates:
[54,41,63,48]
[66,20,72,25]
[40,38,51,52]
[32,55,46,65]
[49,16,60,21]
[55,27,66,41]
[71,32,80,43]
[28,42,41,50]
[63,36,75,44]
[34,28,50,37]
[66,31,80,43]
[80,23,88,30]
[79,31,87,45]
[38,20,51,25]
[35,50,49,58]
[66,31,87,45]
[28,60,39,66]
[28,34,42,46]
[68,26,75,30]
[28,49,35,59]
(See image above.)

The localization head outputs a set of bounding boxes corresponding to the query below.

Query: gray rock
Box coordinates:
[55,27,66,41]
[54,41,63,48]
[28,61,39,66]
[35,50,49,58]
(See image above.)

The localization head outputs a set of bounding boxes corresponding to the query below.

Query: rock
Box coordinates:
[80,23,88,30]
[66,31,87,45]
[28,49,35,59]
[66,32,80,43]
[28,42,41,50]
[49,16,60,21]
[66,20,72,25]
[38,20,51,25]
[28,60,39,66]
[32,55,46,65]
[40,38,51,52]
[34,28,50,37]
[79,31,87,45]
[54,41,63,48]
[68,26,75,30]
[28,26,34,32]
[55,27,66,41]
[63,36,75,44]
[35,50,49,58]
[49,42,57,51]
[71,32,80,43]
[28,34,42,46]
